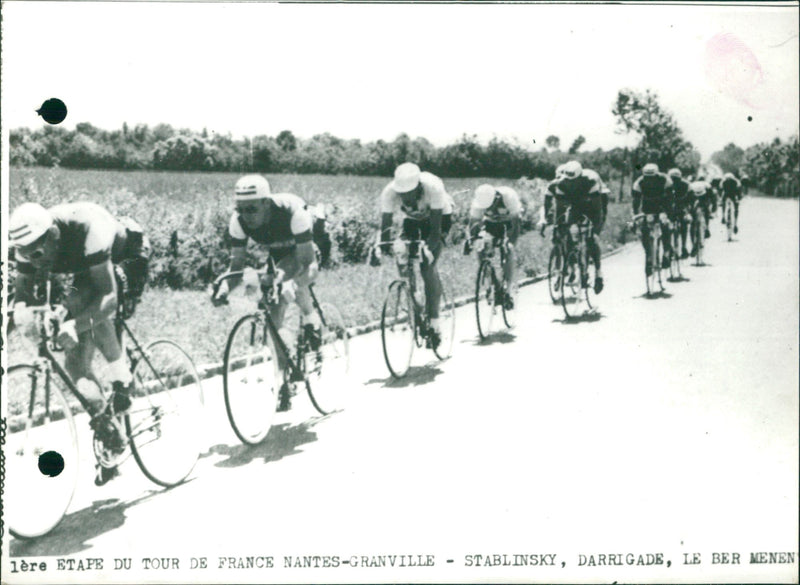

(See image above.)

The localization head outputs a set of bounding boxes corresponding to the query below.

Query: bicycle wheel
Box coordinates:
[694,213,705,266]
[725,199,734,241]
[475,260,497,339]
[560,248,585,319]
[305,302,350,415]
[647,234,664,295]
[501,280,516,329]
[584,252,599,311]
[434,283,455,360]
[381,280,415,378]
[5,365,80,539]
[669,230,682,280]
[547,245,563,304]
[128,340,203,486]
[223,314,279,445]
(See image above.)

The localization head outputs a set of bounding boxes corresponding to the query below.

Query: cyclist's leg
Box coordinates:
[292,264,322,350]
[733,197,740,231]
[641,220,653,274]
[659,212,673,264]
[63,333,106,415]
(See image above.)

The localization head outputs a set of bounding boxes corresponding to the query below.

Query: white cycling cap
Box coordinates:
[562,160,582,179]
[9,202,54,247]
[392,162,421,193]
[643,163,659,175]
[235,174,271,201]
[474,184,497,208]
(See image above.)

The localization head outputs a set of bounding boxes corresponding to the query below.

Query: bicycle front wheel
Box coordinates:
[223,314,279,445]
[475,260,497,340]
[725,200,734,241]
[128,340,203,487]
[670,230,682,280]
[547,245,563,304]
[381,280,415,378]
[5,365,80,539]
[560,249,585,319]
[306,302,351,415]
[433,283,455,360]
[694,214,705,266]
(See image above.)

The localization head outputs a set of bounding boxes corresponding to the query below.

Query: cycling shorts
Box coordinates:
[555,197,603,233]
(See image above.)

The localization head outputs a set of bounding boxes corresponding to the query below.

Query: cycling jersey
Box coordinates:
[229,193,313,261]
[721,176,742,200]
[16,202,128,275]
[632,172,673,215]
[668,177,691,216]
[548,171,602,200]
[469,186,522,222]
[380,171,454,221]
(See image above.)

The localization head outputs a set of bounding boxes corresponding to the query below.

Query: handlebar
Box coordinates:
[211,266,290,307]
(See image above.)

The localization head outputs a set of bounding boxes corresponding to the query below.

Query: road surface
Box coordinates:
[4,196,798,584]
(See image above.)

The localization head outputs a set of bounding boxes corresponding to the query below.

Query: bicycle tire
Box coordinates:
[128,339,203,486]
[725,199,734,241]
[475,260,497,340]
[305,302,350,415]
[584,252,599,311]
[6,364,80,539]
[433,283,455,360]
[560,248,585,319]
[222,313,279,445]
[547,245,563,304]
[381,280,415,378]
[694,212,705,266]
[670,229,682,280]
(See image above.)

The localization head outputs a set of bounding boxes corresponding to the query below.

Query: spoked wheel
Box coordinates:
[547,245,563,304]
[223,314,278,445]
[584,254,599,312]
[128,339,204,486]
[725,199,734,241]
[669,231,682,280]
[694,214,706,266]
[646,236,665,296]
[560,249,586,319]
[475,260,497,339]
[433,284,455,360]
[381,280,415,378]
[5,365,80,539]
[305,302,351,415]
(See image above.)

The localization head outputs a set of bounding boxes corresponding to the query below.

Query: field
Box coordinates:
[5,167,634,368]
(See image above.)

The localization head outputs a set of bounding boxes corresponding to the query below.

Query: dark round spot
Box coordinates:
[36,98,68,124]
[38,450,65,477]
[747,116,753,122]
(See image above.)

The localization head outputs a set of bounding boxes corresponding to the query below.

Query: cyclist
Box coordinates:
[687,176,716,255]
[464,184,522,309]
[538,160,605,293]
[709,175,723,210]
[9,201,151,486]
[740,172,751,196]
[632,163,674,276]
[376,162,453,349]
[720,172,742,234]
[667,168,692,259]
[212,174,320,413]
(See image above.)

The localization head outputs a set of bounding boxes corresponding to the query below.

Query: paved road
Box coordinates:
[5,197,798,584]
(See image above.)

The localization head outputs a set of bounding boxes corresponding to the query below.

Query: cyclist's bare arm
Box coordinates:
[379,212,394,248]
[509,215,521,245]
[427,208,443,254]
[224,245,248,291]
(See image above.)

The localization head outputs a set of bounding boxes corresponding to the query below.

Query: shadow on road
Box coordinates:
[9,491,166,557]
[462,331,517,346]
[635,291,674,300]
[667,275,690,283]
[205,421,319,469]
[365,365,445,389]
[553,311,606,325]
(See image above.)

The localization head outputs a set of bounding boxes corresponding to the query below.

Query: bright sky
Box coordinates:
[2,2,798,161]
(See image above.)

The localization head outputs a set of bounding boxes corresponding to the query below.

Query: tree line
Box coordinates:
[9,89,796,197]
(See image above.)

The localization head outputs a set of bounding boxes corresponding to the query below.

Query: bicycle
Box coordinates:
[667,212,688,282]
[6,286,204,539]
[558,211,599,319]
[690,199,707,266]
[212,262,350,446]
[372,237,455,379]
[632,213,665,296]
[466,223,516,339]
[543,220,570,305]
[722,196,735,241]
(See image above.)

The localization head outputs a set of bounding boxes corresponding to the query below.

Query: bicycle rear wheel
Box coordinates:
[223,314,278,445]
[694,213,705,266]
[433,283,455,360]
[725,199,734,241]
[669,230,682,280]
[128,340,203,486]
[547,245,563,304]
[560,249,585,319]
[646,235,664,295]
[6,365,80,539]
[381,280,415,378]
[475,260,497,339]
[305,302,350,415]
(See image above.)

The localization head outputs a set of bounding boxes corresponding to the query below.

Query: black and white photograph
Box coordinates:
[1,2,798,583]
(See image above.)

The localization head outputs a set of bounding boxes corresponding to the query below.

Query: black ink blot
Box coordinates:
[37,98,68,124]
[747,116,753,122]
[38,450,65,477]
